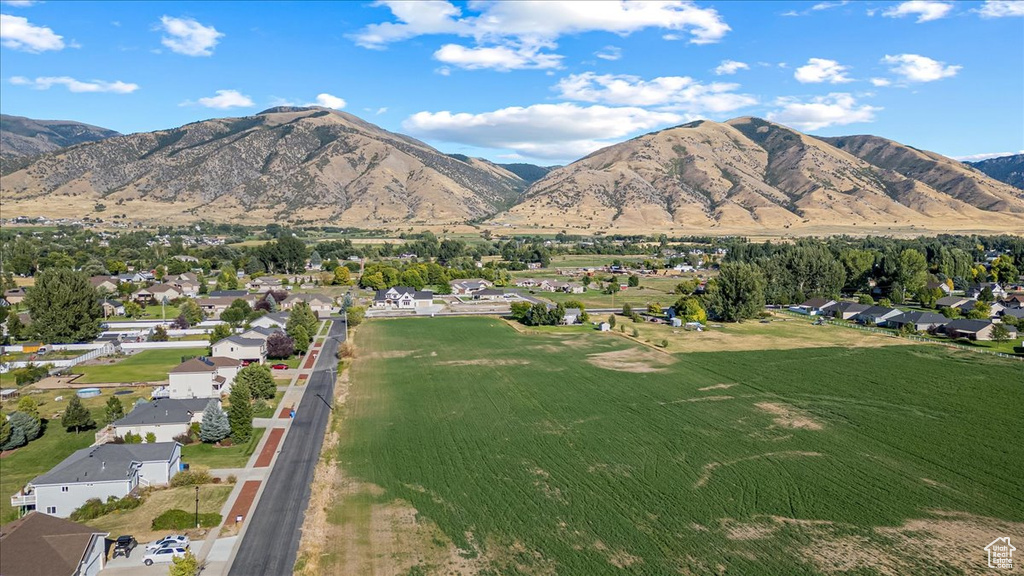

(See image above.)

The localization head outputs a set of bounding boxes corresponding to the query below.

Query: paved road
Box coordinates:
[226,318,346,576]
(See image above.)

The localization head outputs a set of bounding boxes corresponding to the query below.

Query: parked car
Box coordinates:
[145,534,190,551]
[143,546,188,566]
[271,363,288,370]
[112,535,137,559]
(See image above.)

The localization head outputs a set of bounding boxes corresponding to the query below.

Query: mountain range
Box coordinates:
[966,154,1024,190]
[0,114,120,166]
[1,108,1022,234]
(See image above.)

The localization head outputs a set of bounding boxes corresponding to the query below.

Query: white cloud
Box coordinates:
[812,1,850,10]
[0,14,63,52]
[882,53,960,82]
[977,0,1024,17]
[10,75,138,93]
[311,93,346,109]
[767,93,880,131]
[158,15,223,56]
[402,102,682,160]
[882,1,953,22]
[953,150,1024,161]
[435,66,451,76]
[364,107,388,115]
[714,59,749,75]
[870,77,892,87]
[554,72,757,113]
[595,45,622,61]
[2,1,38,6]
[794,58,853,83]
[352,1,730,48]
[434,43,562,70]
[191,89,254,109]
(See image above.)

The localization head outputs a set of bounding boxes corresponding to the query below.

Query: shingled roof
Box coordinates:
[0,512,107,576]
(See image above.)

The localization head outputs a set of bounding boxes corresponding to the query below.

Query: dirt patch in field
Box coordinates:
[528,344,565,354]
[721,518,780,541]
[682,395,734,403]
[755,402,824,430]
[366,349,419,359]
[696,451,823,488]
[437,359,531,366]
[788,510,1024,575]
[586,347,677,373]
[699,383,736,391]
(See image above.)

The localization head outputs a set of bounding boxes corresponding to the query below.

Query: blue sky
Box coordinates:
[1,0,1021,164]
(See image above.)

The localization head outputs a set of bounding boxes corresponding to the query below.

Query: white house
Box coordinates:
[10,443,181,518]
[250,312,289,330]
[111,398,210,443]
[0,512,109,576]
[168,356,241,399]
[449,279,492,295]
[281,293,335,318]
[372,287,434,309]
[562,308,583,325]
[212,335,266,364]
[239,326,282,342]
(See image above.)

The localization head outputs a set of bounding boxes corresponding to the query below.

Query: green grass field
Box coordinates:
[181,427,266,469]
[72,347,207,384]
[327,316,1024,575]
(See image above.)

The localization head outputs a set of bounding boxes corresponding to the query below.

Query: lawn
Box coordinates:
[0,387,151,524]
[322,316,1024,575]
[85,484,232,543]
[109,304,182,321]
[72,347,208,384]
[180,428,266,469]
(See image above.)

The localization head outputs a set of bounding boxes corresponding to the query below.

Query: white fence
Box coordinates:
[1,343,117,374]
[121,341,209,351]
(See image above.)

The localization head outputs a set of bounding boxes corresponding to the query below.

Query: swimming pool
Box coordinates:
[76,388,102,398]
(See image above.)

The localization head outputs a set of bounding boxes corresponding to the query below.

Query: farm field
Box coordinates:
[71,347,207,384]
[320,316,1024,575]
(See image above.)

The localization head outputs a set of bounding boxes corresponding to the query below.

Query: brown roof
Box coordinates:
[170,356,240,373]
[0,512,107,576]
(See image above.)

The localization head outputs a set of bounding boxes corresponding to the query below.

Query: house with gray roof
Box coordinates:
[250,311,289,330]
[373,287,434,309]
[824,302,870,320]
[111,398,211,443]
[212,335,266,364]
[854,306,904,326]
[886,311,948,333]
[10,443,181,518]
[943,319,1017,341]
[562,308,583,325]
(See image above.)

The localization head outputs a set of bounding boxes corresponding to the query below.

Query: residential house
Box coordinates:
[247,276,283,292]
[998,307,1024,321]
[824,302,870,320]
[282,293,334,318]
[196,296,235,319]
[562,307,583,325]
[372,287,434,309]
[209,290,248,299]
[943,319,1017,341]
[854,306,904,326]
[99,299,125,317]
[211,335,266,364]
[111,398,210,443]
[168,356,241,399]
[966,282,1006,300]
[1000,293,1024,308]
[0,512,109,576]
[474,288,506,300]
[514,278,540,288]
[250,311,289,330]
[240,325,282,342]
[450,279,493,295]
[3,288,26,306]
[792,298,837,315]
[10,443,181,518]
[886,311,948,333]
[87,276,119,294]
[170,272,201,297]
[936,296,975,310]
[131,283,181,304]
[925,279,953,296]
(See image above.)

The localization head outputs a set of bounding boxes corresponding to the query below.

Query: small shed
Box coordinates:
[670,317,683,328]
[599,322,611,332]
[0,388,21,401]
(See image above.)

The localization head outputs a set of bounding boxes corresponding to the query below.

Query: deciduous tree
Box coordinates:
[228,380,253,444]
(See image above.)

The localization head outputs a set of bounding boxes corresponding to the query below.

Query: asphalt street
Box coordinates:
[226,318,345,576]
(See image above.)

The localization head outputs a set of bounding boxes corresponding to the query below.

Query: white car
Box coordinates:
[145,534,190,551]
[143,546,188,565]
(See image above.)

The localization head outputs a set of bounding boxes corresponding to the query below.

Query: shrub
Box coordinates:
[172,432,195,445]
[227,474,237,484]
[170,467,213,487]
[632,328,640,337]
[145,432,157,443]
[151,509,221,530]
[69,495,142,521]
[123,431,142,444]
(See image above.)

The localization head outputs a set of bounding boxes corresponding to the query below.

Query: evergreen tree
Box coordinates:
[104,396,125,424]
[8,411,41,441]
[291,325,310,354]
[199,400,230,443]
[228,381,253,444]
[61,396,95,433]
[0,420,26,451]
[0,417,11,449]
[235,363,276,400]
[25,268,102,342]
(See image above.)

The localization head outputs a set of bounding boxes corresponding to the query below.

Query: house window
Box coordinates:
[46,506,57,514]
[61,486,69,492]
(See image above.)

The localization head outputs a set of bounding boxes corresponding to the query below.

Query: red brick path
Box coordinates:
[227,480,260,525]
[254,428,284,468]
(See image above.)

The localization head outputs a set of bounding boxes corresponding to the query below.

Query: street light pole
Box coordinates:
[195,485,199,529]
